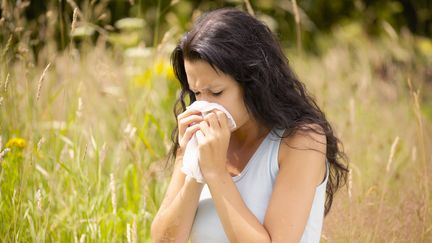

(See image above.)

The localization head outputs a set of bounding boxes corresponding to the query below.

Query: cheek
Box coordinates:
[217,84,249,128]
[225,96,249,128]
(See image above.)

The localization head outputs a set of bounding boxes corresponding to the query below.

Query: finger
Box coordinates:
[215,111,229,131]
[180,124,201,147]
[177,108,201,121]
[203,112,219,130]
[179,114,203,136]
[199,120,210,136]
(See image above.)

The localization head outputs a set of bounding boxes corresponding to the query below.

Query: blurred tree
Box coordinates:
[0,0,430,58]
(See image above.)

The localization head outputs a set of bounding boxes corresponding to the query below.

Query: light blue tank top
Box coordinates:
[190,128,330,243]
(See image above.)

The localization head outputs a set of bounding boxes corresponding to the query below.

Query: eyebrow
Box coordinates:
[189,85,223,92]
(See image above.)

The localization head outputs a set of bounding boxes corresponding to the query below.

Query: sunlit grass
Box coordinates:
[1,8,431,243]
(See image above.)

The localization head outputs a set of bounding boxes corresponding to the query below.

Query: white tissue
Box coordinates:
[181,101,237,183]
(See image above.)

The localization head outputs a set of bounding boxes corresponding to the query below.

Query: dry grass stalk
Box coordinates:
[37,137,45,152]
[411,146,417,162]
[244,0,255,16]
[110,173,117,215]
[79,234,86,243]
[124,123,137,139]
[170,0,179,6]
[66,0,84,25]
[36,63,51,101]
[1,35,12,59]
[0,148,10,160]
[1,0,7,10]
[66,0,80,15]
[127,223,131,243]
[17,0,30,11]
[35,163,49,178]
[97,13,108,21]
[82,143,88,161]
[386,136,400,172]
[407,78,430,239]
[35,188,42,212]
[71,7,78,34]
[372,135,400,242]
[4,73,9,92]
[99,143,107,165]
[12,189,16,206]
[292,0,302,52]
[76,97,83,118]
[412,94,429,239]
[132,219,137,243]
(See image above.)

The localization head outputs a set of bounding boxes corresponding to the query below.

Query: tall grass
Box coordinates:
[303,24,432,242]
[1,2,431,242]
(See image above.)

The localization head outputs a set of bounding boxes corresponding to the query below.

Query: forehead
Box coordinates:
[184,59,226,89]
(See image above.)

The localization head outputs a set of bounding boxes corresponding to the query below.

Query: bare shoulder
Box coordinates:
[279,124,326,159]
[278,124,327,185]
[263,124,328,240]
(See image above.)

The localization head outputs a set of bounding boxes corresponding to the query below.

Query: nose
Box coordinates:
[196,94,216,103]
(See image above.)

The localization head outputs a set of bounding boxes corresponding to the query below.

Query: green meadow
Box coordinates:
[1,1,431,242]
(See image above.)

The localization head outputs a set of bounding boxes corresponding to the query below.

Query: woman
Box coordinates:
[151,8,348,243]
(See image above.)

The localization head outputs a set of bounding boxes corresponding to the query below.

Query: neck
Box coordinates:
[230,118,270,149]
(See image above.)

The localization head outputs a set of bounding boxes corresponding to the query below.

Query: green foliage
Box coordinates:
[0,0,431,242]
[1,0,430,56]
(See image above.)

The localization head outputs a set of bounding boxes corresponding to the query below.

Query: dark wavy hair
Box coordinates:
[167,8,348,216]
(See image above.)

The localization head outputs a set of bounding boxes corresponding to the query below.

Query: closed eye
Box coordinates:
[212,91,223,96]
[192,91,223,96]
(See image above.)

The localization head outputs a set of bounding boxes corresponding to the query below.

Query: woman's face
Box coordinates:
[184,59,250,130]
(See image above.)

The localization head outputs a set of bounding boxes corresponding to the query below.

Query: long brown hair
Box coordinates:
[168,8,348,216]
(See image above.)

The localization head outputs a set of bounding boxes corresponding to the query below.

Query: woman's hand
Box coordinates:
[177,109,204,155]
[195,110,231,178]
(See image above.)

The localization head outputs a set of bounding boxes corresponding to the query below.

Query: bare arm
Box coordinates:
[264,128,327,242]
[205,171,272,243]
[196,112,272,242]
[204,128,326,243]
[197,111,327,242]
[151,151,204,242]
[151,109,205,242]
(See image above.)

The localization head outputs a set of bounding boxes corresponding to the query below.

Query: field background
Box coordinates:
[0,0,431,242]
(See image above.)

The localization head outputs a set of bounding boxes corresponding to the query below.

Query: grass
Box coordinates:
[1,3,431,243]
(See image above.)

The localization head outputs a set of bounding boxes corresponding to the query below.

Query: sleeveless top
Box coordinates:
[189,128,330,243]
